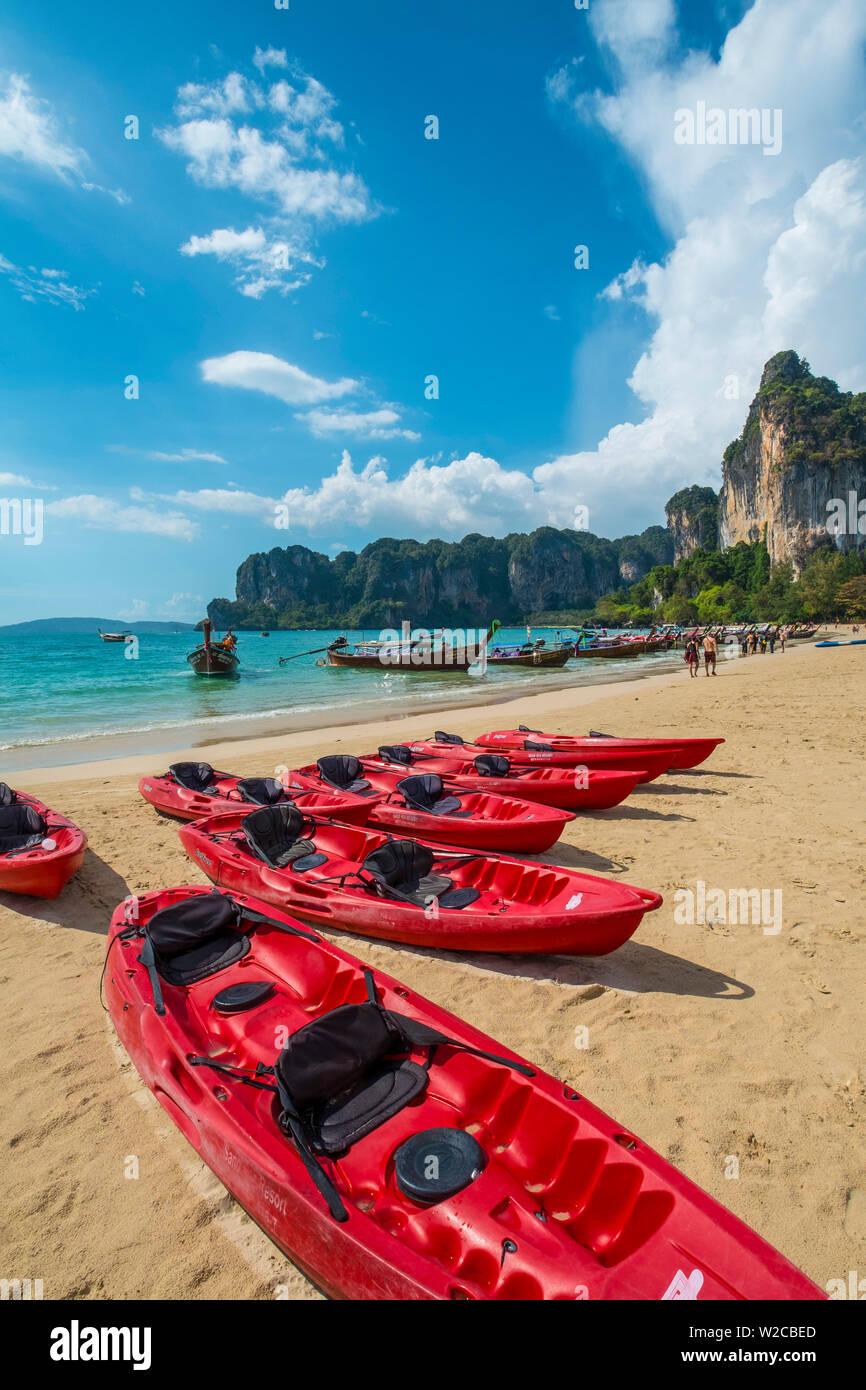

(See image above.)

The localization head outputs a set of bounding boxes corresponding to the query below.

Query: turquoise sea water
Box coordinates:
[0,628,684,767]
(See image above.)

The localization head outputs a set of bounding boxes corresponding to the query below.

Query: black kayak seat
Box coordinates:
[146,892,250,986]
[396,774,463,817]
[433,731,464,745]
[0,782,17,807]
[377,745,414,766]
[236,777,286,806]
[524,740,554,752]
[169,761,219,794]
[241,803,327,871]
[473,753,511,777]
[589,730,615,738]
[316,755,370,794]
[0,802,47,854]
[361,839,478,910]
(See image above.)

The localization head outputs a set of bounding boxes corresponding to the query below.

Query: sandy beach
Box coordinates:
[1,638,863,1299]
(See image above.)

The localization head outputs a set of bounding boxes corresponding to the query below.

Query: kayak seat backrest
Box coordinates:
[241,803,324,870]
[396,773,463,817]
[589,730,615,738]
[377,745,413,765]
[0,782,17,806]
[524,740,554,752]
[433,731,464,745]
[275,1001,429,1156]
[361,839,479,910]
[146,893,250,985]
[316,755,370,794]
[0,802,47,854]
[236,777,285,805]
[473,754,511,777]
[169,761,218,793]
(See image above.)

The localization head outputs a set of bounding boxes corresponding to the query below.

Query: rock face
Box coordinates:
[719,351,866,572]
[208,525,674,629]
[665,486,719,562]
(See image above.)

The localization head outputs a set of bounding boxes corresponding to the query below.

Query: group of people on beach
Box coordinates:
[683,626,787,677]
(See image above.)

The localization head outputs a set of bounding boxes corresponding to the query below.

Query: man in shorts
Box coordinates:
[703,631,718,675]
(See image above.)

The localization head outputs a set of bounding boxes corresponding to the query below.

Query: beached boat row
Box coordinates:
[2,723,825,1300]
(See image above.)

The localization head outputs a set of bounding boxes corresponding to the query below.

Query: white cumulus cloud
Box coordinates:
[160,55,376,297]
[200,350,358,405]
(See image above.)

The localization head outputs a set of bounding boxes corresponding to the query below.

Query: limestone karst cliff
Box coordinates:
[719,351,866,572]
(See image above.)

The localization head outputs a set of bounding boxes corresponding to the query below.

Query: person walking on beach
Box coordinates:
[779,628,786,652]
[703,631,718,676]
[684,638,699,678]
[769,629,776,654]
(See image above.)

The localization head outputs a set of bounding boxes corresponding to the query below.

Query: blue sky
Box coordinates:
[1,0,864,623]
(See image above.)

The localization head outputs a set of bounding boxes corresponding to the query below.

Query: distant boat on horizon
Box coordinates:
[97,627,131,643]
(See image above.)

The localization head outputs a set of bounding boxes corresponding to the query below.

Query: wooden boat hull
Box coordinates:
[326,646,571,670]
[186,645,239,676]
[573,641,647,658]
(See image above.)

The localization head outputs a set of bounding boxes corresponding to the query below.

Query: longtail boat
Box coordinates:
[186,619,240,677]
[322,622,571,670]
[97,627,131,643]
[573,638,648,659]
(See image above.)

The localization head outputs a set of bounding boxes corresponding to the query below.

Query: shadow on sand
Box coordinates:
[0,849,131,936]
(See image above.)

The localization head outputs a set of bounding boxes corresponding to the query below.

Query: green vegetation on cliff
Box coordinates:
[724,350,866,474]
[208,524,674,630]
[596,539,866,626]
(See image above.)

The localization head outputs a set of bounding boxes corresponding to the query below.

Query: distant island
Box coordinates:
[206,351,866,630]
[0,617,197,636]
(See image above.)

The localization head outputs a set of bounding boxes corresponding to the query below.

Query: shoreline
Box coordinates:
[8,645,756,786]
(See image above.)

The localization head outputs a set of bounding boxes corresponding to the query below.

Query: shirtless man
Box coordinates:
[703,631,718,676]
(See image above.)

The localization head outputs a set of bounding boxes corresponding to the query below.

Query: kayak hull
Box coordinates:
[405,739,672,782]
[359,754,643,812]
[289,766,573,853]
[178,812,661,955]
[0,793,86,899]
[105,886,824,1301]
[476,731,725,772]
[138,773,373,827]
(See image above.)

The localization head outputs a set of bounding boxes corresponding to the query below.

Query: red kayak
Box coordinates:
[0,783,86,898]
[105,885,823,1301]
[359,745,643,812]
[405,733,670,782]
[477,728,725,772]
[289,756,572,853]
[138,762,372,826]
[178,807,661,954]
